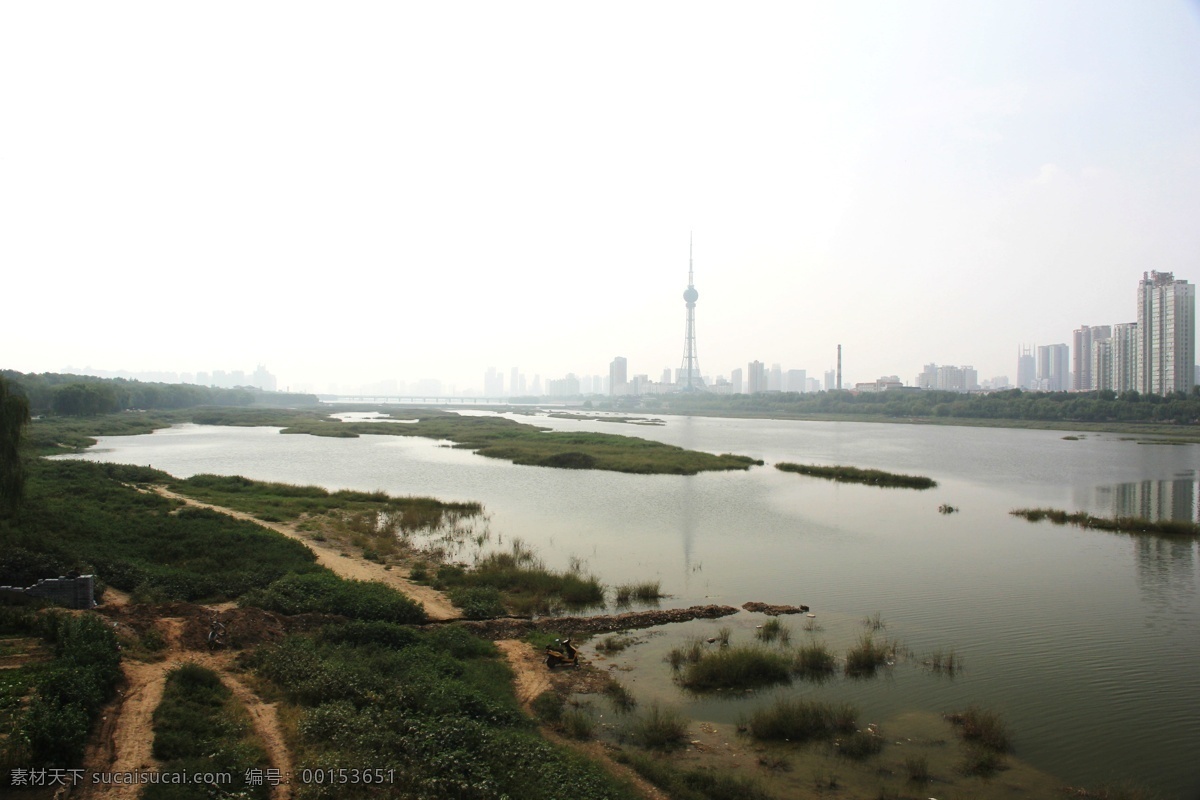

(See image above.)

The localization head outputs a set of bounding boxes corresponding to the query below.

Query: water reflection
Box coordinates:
[1078,476,1200,522]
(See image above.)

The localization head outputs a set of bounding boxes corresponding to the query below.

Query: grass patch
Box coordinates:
[614,750,774,800]
[627,702,689,750]
[603,679,637,712]
[776,462,937,489]
[923,649,963,676]
[667,637,707,670]
[904,754,931,783]
[562,707,596,740]
[596,633,637,654]
[1011,508,1200,537]
[746,697,858,742]
[678,645,793,691]
[836,728,884,760]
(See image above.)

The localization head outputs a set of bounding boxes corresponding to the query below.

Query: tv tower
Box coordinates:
[679,235,703,391]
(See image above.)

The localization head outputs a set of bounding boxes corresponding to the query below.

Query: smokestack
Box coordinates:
[836,345,843,390]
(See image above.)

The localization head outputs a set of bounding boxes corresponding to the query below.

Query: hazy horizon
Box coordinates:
[4,2,1199,394]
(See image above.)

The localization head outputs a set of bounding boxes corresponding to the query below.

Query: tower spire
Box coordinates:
[679,234,702,392]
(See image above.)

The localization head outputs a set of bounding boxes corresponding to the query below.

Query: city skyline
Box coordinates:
[4,3,1199,394]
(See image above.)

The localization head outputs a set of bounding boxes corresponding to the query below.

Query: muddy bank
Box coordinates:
[446,604,739,640]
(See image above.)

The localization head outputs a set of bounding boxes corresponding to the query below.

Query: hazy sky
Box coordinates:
[4,1,1199,393]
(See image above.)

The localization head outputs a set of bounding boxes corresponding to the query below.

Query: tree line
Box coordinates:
[659,386,1200,425]
[1,370,318,417]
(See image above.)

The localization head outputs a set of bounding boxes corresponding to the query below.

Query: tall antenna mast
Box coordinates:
[679,233,702,392]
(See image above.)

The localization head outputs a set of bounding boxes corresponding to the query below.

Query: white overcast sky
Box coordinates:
[3,1,1199,393]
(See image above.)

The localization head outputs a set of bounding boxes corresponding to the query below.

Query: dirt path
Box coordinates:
[494,640,669,800]
[76,614,293,800]
[151,485,461,621]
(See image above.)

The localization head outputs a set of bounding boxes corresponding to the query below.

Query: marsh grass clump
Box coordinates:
[946,705,1012,752]
[530,690,564,724]
[613,581,664,605]
[923,649,963,676]
[845,633,895,676]
[1010,508,1200,537]
[678,646,793,691]
[862,612,886,632]
[716,626,732,646]
[755,618,790,644]
[746,697,857,742]
[667,637,707,670]
[960,745,1005,776]
[628,702,689,750]
[776,462,937,490]
[938,504,958,514]
[793,642,836,677]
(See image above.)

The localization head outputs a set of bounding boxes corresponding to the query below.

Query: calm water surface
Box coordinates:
[63,414,1200,796]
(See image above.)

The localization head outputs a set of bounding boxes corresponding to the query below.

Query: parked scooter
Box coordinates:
[544,637,579,668]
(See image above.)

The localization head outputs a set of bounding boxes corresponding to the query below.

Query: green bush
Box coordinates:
[628,702,689,750]
[747,697,857,742]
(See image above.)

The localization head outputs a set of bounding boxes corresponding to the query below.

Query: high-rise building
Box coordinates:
[786,369,806,393]
[678,237,703,391]
[1073,326,1111,390]
[769,364,782,391]
[824,370,835,391]
[609,357,628,396]
[484,367,504,396]
[1111,322,1138,393]
[1137,271,1196,395]
[730,367,743,394]
[1017,346,1035,390]
[1037,344,1070,391]
[747,361,766,394]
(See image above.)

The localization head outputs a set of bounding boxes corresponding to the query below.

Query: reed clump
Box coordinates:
[776,462,937,489]
[435,539,604,615]
[612,581,664,605]
[844,633,895,676]
[746,697,858,742]
[755,618,791,644]
[677,645,793,691]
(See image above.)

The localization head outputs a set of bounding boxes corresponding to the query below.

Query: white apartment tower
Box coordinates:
[1137,272,1196,395]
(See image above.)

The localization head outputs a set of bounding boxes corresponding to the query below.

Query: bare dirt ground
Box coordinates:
[151,486,461,621]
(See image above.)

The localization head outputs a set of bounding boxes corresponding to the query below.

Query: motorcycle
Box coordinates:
[544,637,579,668]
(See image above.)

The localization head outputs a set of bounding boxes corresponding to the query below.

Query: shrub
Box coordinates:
[836,729,883,759]
[947,705,1012,752]
[449,586,506,619]
[531,691,564,724]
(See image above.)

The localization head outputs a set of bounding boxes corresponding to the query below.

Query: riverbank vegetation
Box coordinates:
[2,369,318,417]
[660,385,1200,430]
[249,621,642,800]
[776,462,937,489]
[1011,508,1200,537]
[746,697,858,743]
[0,610,121,776]
[429,541,605,617]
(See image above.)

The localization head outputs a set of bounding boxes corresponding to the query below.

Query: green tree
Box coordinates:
[1,375,31,515]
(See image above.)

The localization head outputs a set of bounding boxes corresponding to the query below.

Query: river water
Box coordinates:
[61,413,1200,796]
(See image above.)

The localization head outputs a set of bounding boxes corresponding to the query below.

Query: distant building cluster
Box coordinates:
[1023,272,1195,395]
[65,364,278,392]
[915,364,979,393]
